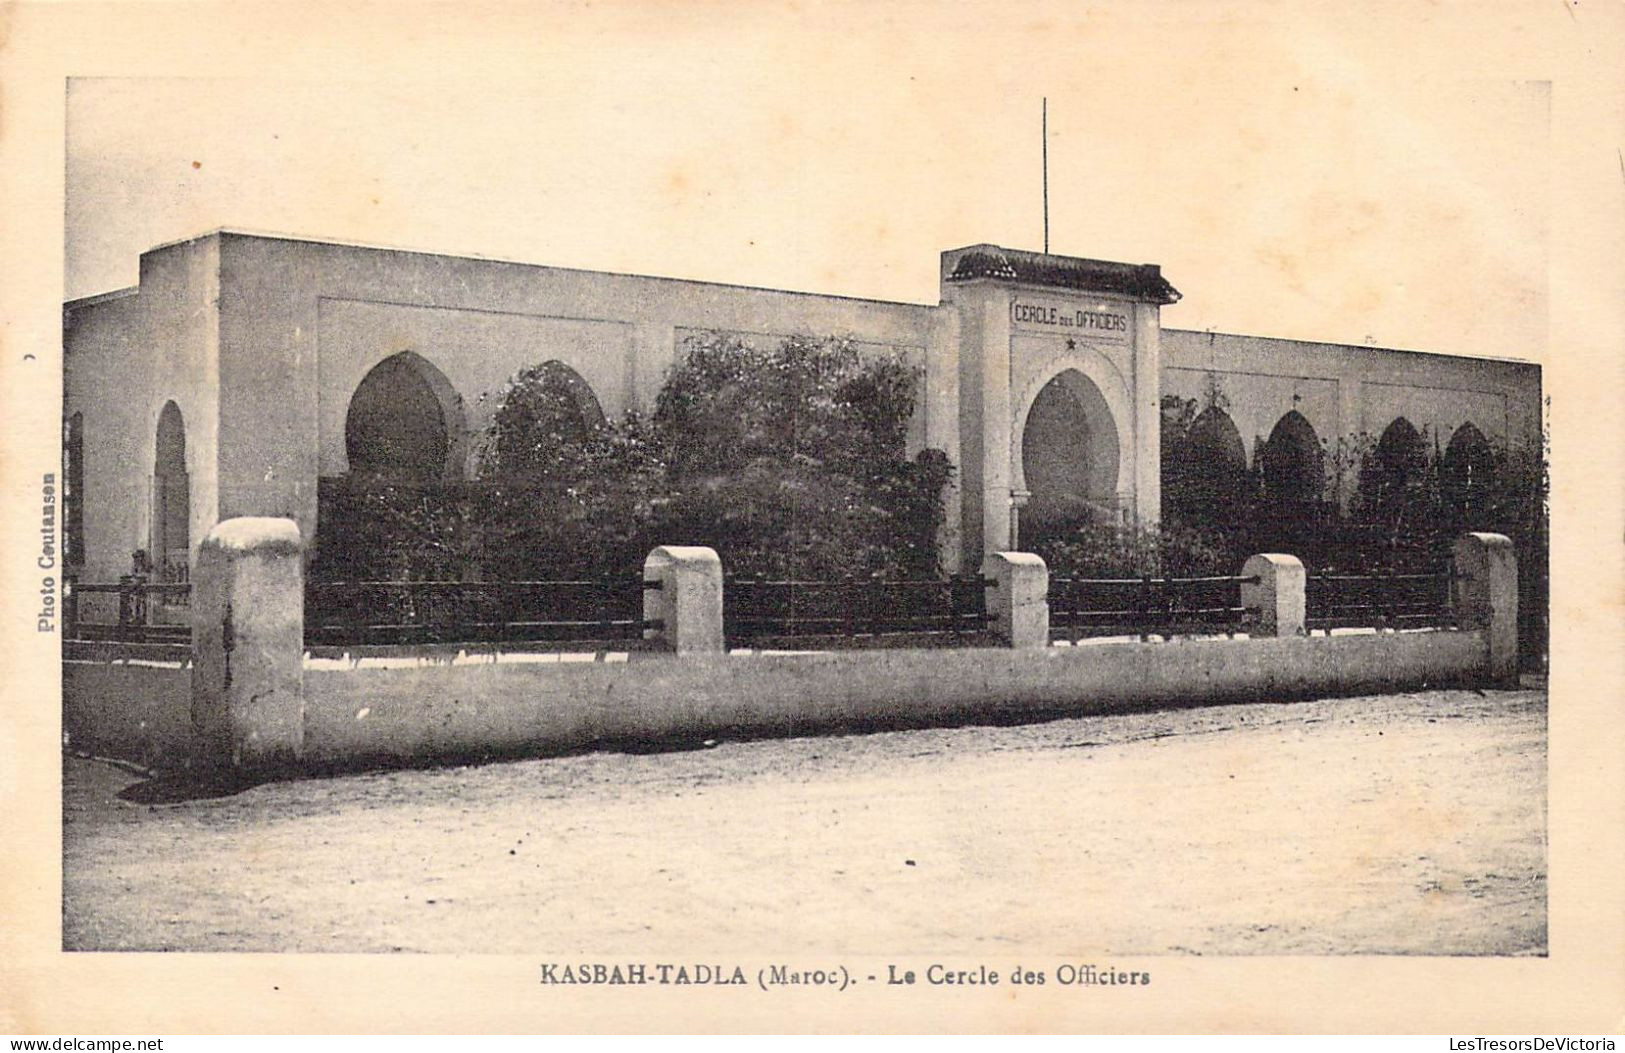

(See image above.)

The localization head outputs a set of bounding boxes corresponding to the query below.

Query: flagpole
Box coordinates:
[1042,97,1049,255]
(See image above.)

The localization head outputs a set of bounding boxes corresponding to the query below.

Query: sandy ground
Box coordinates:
[62,687,1546,955]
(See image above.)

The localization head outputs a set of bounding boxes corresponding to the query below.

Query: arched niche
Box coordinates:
[344,351,468,482]
[1360,417,1428,507]
[1441,421,1496,522]
[1187,406,1246,469]
[1014,368,1122,538]
[1163,405,1251,525]
[1260,410,1325,507]
[482,360,609,481]
[519,359,608,444]
[152,401,189,581]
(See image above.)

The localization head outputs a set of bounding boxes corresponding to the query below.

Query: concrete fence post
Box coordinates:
[642,546,724,654]
[1451,532,1519,685]
[191,517,305,770]
[981,551,1049,649]
[1241,553,1306,638]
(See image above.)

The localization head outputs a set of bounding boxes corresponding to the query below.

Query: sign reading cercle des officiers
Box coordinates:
[1009,297,1130,341]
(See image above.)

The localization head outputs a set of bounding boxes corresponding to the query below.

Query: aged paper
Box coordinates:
[3,0,1622,1034]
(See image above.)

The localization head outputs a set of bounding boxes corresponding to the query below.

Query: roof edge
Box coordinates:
[64,285,138,311]
[69,227,943,312]
[942,244,1181,304]
[1162,327,1542,369]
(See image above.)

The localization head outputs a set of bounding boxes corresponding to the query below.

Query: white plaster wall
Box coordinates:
[301,630,1492,766]
[1162,329,1539,455]
[1358,382,1508,449]
[212,233,950,549]
[317,299,635,477]
[63,235,221,585]
[1162,366,1341,461]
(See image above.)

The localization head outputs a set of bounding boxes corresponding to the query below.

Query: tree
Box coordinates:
[650,334,949,578]
[479,361,609,485]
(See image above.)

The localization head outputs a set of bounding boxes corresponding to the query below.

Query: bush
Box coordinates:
[645,334,951,578]
[314,334,956,584]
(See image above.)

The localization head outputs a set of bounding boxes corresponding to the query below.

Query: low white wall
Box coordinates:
[302,629,1488,767]
[63,661,194,769]
[65,524,1514,774]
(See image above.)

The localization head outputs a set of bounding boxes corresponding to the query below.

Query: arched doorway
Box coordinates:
[1017,369,1120,543]
[152,401,189,583]
[344,351,465,482]
[1260,410,1325,509]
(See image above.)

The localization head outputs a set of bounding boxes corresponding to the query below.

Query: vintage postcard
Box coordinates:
[2,0,1622,1035]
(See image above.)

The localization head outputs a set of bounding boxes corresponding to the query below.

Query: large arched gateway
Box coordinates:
[1015,368,1121,544]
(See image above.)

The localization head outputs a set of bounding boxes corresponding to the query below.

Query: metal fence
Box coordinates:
[65,563,1462,655]
[63,578,193,662]
[1048,573,1258,642]
[724,574,994,647]
[1304,568,1456,632]
[303,576,663,647]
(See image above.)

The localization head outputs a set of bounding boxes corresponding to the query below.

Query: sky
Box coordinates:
[63,4,1554,362]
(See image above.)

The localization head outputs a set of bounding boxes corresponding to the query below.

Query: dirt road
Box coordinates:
[62,687,1546,955]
